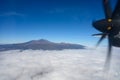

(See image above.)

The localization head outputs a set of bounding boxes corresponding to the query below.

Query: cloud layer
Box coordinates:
[0,48,120,80]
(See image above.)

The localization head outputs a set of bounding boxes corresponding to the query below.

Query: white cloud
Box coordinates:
[0,12,25,17]
[48,8,66,14]
[0,48,120,80]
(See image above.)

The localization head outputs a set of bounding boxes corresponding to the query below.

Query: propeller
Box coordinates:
[96,33,107,47]
[92,0,113,70]
[104,34,112,70]
[103,0,112,18]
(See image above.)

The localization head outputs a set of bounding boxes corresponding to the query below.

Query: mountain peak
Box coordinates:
[26,39,52,44]
[38,39,50,42]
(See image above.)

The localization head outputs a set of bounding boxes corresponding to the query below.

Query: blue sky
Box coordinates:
[0,0,117,46]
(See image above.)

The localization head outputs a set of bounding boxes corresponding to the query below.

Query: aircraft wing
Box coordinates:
[112,0,120,19]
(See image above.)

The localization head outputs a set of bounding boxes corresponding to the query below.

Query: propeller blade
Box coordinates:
[112,0,120,19]
[104,35,112,71]
[96,33,107,47]
[103,0,112,18]
[92,33,105,36]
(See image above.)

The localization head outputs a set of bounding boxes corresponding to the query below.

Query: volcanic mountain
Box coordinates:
[0,39,85,51]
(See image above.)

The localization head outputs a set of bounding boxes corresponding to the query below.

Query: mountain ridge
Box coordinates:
[0,39,85,51]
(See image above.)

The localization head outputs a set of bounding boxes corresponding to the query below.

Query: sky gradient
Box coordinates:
[0,0,117,46]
